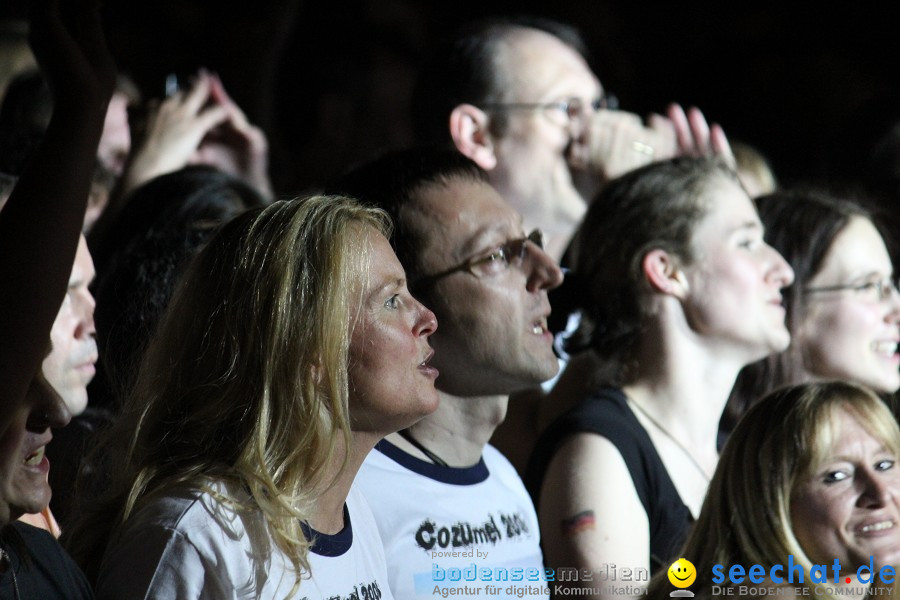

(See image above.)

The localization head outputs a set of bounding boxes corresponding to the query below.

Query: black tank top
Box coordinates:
[525,387,693,573]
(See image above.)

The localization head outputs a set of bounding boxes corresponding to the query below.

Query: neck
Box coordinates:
[385,390,508,467]
[308,432,379,534]
[624,312,747,454]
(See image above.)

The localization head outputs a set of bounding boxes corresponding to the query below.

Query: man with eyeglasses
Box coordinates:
[412,16,731,262]
[330,147,562,599]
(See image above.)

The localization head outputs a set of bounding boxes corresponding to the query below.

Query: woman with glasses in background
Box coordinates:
[526,157,795,597]
[727,191,900,431]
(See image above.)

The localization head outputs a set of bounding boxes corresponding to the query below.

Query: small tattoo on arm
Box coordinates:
[560,510,596,536]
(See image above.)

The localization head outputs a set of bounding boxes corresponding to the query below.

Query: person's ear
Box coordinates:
[642,249,689,298]
[449,104,497,170]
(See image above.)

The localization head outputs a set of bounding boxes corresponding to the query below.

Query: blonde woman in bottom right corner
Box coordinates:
[644,381,900,600]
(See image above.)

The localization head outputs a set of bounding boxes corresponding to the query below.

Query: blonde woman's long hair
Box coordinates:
[644,381,900,600]
[68,196,390,590]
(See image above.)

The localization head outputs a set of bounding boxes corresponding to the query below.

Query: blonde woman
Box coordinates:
[68,196,439,598]
[644,381,900,600]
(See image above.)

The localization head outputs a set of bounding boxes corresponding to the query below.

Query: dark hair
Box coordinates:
[410,16,588,144]
[565,157,738,386]
[0,70,52,176]
[327,145,488,281]
[726,191,873,426]
[89,166,267,410]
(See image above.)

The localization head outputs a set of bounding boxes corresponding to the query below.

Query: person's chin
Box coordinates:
[61,388,90,417]
[15,491,51,519]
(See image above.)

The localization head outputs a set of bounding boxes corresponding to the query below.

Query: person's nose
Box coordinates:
[883,280,900,323]
[857,469,895,509]
[74,288,96,340]
[412,299,438,339]
[765,243,795,289]
[26,374,72,431]
[524,243,564,293]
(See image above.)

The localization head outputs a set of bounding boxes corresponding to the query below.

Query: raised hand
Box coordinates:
[193,73,272,198]
[121,71,229,194]
[574,103,734,187]
[663,103,733,161]
[122,71,272,198]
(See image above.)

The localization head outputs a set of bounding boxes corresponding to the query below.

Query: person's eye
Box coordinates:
[823,470,849,484]
[738,238,761,250]
[876,459,895,472]
[485,248,507,263]
[474,248,509,275]
[384,294,400,310]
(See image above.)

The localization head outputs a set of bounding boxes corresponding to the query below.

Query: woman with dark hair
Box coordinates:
[728,192,900,427]
[89,165,267,411]
[644,381,900,600]
[69,196,439,598]
[526,157,794,593]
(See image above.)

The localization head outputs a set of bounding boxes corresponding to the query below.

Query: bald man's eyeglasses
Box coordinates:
[481,94,618,123]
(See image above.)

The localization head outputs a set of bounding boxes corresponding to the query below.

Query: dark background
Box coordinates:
[4,0,900,196]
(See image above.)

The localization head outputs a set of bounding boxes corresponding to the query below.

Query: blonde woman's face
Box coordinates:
[348,231,439,436]
[790,410,900,571]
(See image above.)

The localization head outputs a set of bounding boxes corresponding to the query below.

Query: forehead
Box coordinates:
[690,176,757,239]
[356,228,405,310]
[406,178,523,266]
[502,28,601,101]
[361,225,404,279]
[810,406,895,463]
[813,216,892,282]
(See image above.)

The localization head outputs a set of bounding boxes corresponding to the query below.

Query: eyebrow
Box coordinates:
[820,447,895,464]
[729,220,763,234]
[367,276,405,303]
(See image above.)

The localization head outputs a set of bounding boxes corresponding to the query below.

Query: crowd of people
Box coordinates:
[2,2,900,600]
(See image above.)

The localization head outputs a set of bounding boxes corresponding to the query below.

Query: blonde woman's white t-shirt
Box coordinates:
[96,481,393,600]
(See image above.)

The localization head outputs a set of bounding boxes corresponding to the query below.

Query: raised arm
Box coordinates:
[0,0,115,432]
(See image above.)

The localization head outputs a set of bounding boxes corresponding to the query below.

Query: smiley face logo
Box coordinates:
[667,558,696,588]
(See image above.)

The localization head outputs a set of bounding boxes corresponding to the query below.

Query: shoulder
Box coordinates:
[544,433,634,492]
[6,522,94,599]
[345,484,380,538]
[95,484,265,599]
[526,388,638,499]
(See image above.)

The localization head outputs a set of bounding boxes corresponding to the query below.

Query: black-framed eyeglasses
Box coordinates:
[413,229,545,289]
[804,277,900,302]
[480,94,618,123]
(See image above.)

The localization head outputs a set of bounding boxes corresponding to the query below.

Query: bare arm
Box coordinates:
[0,0,115,431]
[540,434,649,600]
